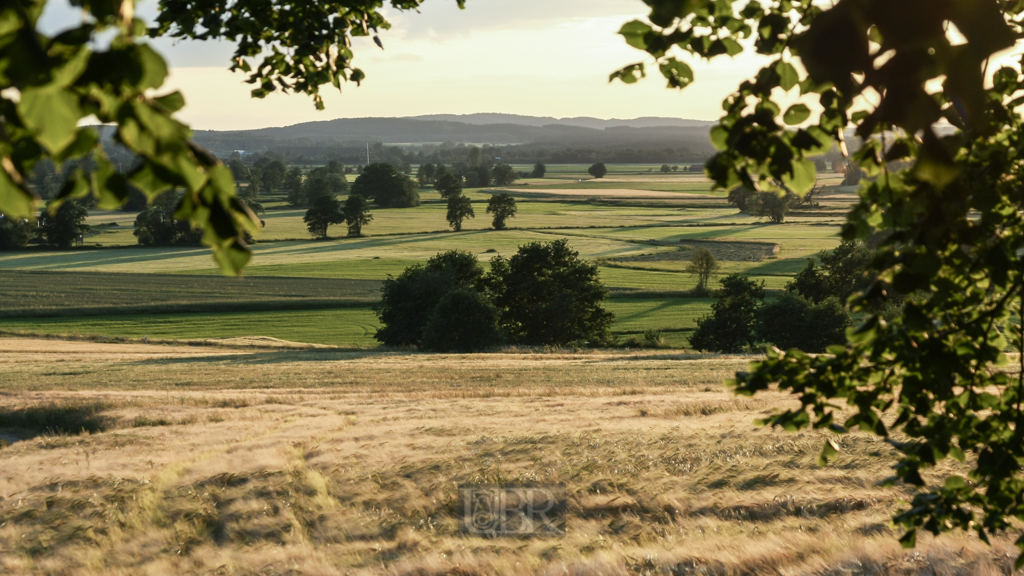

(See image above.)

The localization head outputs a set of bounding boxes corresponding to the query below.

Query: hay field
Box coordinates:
[0,338,1012,576]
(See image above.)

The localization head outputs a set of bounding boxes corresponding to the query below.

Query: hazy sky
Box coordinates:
[41,0,768,130]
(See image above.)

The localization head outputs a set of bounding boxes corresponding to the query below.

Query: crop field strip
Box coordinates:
[2,167,855,348]
[0,338,1014,575]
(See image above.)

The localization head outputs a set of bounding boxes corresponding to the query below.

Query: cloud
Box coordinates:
[385,0,646,42]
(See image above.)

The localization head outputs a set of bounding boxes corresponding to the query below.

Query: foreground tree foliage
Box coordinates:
[620,0,1024,562]
[134,195,203,247]
[1,0,463,272]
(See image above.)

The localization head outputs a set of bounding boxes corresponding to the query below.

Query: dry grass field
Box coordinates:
[0,337,1014,576]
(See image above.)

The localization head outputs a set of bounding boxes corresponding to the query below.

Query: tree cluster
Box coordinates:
[690,241,874,354]
[375,240,613,352]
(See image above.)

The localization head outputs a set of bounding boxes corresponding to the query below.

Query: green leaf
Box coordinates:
[18,87,83,154]
[782,158,816,195]
[900,530,917,549]
[212,240,251,276]
[609,63,646,84]
[776,61,799,91]
[722,37,743,57]
[659,58,694,89]
[619,20,653,50]
[710,125,729,151]
[153,91,186,113]
[0,167,34,218]
[783,104,811,125]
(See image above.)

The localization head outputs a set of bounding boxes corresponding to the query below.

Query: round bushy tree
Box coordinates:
[38,202,90,248]
[421,289,501,352]
[374,250,486,347]
[436,172,463,199]
[487,239,613,346]
[588,162,607,179]
[446,195,474,232]
[303,195,344,239]
[530,161,546,178]
[754,293,851,353]
[486,193,517,230]
[351,163,420,208]
[342,194,373,237]
[689,274,765,353]
[0,215,31,250]
[491,164,518,186]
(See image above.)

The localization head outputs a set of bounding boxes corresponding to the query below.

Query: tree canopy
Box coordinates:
[351,163,420,208]
[616,0,1024,562]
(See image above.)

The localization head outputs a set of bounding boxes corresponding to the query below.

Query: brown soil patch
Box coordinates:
[613,240,780,263]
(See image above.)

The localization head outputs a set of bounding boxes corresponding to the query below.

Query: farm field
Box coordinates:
[1,165,850,348]
[0,338,1010,575]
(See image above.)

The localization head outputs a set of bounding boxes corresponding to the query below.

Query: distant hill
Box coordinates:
[407,114,714,130]
[191,115,716,161]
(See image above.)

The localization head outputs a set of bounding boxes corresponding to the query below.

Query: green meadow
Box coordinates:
[0,165,852,347]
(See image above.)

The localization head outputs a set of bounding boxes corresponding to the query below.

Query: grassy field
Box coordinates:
[0,165,853,348]
[0,338,1011,575]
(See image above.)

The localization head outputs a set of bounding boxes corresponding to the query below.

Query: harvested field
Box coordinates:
[0,337,1011,576]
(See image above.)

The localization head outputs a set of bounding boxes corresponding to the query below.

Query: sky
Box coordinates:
[40,0,768,131]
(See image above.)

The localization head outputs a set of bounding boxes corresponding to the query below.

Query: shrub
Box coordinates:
[588,162,608,179]
[0,215,32,250]
[755,293,851,353]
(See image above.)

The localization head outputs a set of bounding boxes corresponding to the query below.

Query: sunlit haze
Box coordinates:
[41,0,768,130]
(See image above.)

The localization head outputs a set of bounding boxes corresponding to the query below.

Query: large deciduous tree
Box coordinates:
[446,195,474,232]
[351,163,420,208]
[342,194,373,237]
[38,202,90,248]
[487,239,613,346]
[486,193,517,230]
[303,195,344,239]
[617,0,1024,562]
